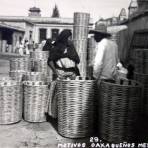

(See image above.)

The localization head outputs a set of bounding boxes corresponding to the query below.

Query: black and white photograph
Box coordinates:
[0,0,148,147]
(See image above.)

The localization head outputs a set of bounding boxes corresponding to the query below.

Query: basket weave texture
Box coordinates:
[30,51,49,60]
[9,70,26,82]
[34,60,48,75]
[10,57,31,72]
[134,72,148,115]
[23,81,49,122]
[98,79,142,143]
[134,49,148,74]
[0,80,22,124]
[57,78,96,138]
[24,72,46,82]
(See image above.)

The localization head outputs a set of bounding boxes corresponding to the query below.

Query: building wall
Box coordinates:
[119,14,148,64]
[33,24,73,43]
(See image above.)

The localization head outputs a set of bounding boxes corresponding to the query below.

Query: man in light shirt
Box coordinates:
[89,23,119,83]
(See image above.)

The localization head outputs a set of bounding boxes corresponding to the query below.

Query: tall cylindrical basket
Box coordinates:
[57,77,97,138]
[98,79,142,143]
[23,81,49,122]
[0,80,22,124]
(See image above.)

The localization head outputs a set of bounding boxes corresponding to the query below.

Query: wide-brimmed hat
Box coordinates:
[89,22,111,36]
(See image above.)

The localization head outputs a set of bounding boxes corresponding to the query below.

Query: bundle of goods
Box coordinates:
[98,78,142,143]
[73,12,90,77]
[134,72,148,115]
[57,77,97,138]
[23,81,49,122]
[0,80,22,124]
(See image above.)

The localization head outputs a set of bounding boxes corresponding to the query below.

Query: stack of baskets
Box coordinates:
[9,56,31,81]
[87,36,96,78]
[133,49,148,115]
[0,80,22,124]
[98,79,142,143]
[73,12,90,77]
[57,77,97,138]
[30,51,52,77]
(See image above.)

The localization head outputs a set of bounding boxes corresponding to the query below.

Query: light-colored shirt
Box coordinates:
[93,38,119,80]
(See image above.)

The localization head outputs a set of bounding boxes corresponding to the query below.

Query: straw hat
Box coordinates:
[89,22,111,36]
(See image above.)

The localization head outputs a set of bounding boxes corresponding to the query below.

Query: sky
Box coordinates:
[0,0,131,22]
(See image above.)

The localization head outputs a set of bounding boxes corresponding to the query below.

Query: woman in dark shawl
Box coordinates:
[47,29,80,79]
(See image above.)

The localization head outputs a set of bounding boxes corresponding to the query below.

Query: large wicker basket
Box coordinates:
[0,80,22,124]
[57,77,97,138]
[134,49,148,74]
[134,72,148,115]
[98,79,142,143]
[23,81,49,122]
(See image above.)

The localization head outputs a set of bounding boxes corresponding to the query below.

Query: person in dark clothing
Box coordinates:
[42,38,54,51]
[47,29,80,79]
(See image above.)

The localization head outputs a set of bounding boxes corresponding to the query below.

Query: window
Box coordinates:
[39,28,47,43]
[51,29,59,40]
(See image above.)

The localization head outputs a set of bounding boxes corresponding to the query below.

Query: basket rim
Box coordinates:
[134,72,148,76]
[135,48,148,51]
[101,78,142,88]
[23,81,48,86]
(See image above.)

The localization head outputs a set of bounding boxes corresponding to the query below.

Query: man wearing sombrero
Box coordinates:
[89,22,119,83]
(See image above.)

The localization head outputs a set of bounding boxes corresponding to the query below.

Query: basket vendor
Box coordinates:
[47,29,80,80]
[89,23,119,84]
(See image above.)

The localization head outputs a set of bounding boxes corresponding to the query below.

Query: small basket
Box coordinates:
[0,80,22,124]
[57,77,97,138]
[98,78,142,143]
[23,81,49,122]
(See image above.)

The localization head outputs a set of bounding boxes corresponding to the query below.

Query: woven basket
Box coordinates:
[74,12,90,27]
[98,79,142,143]
[73,26,89,39]
[0,80,22,124]
[73,39,88,53]
[134,49,148,74]
[23,81,49,122]
[10,56,31,71]
[24,72,47,81]
[34,59,48,75]
[9,70,26,81]
[57,77,97,138]
[134,72,148,115]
